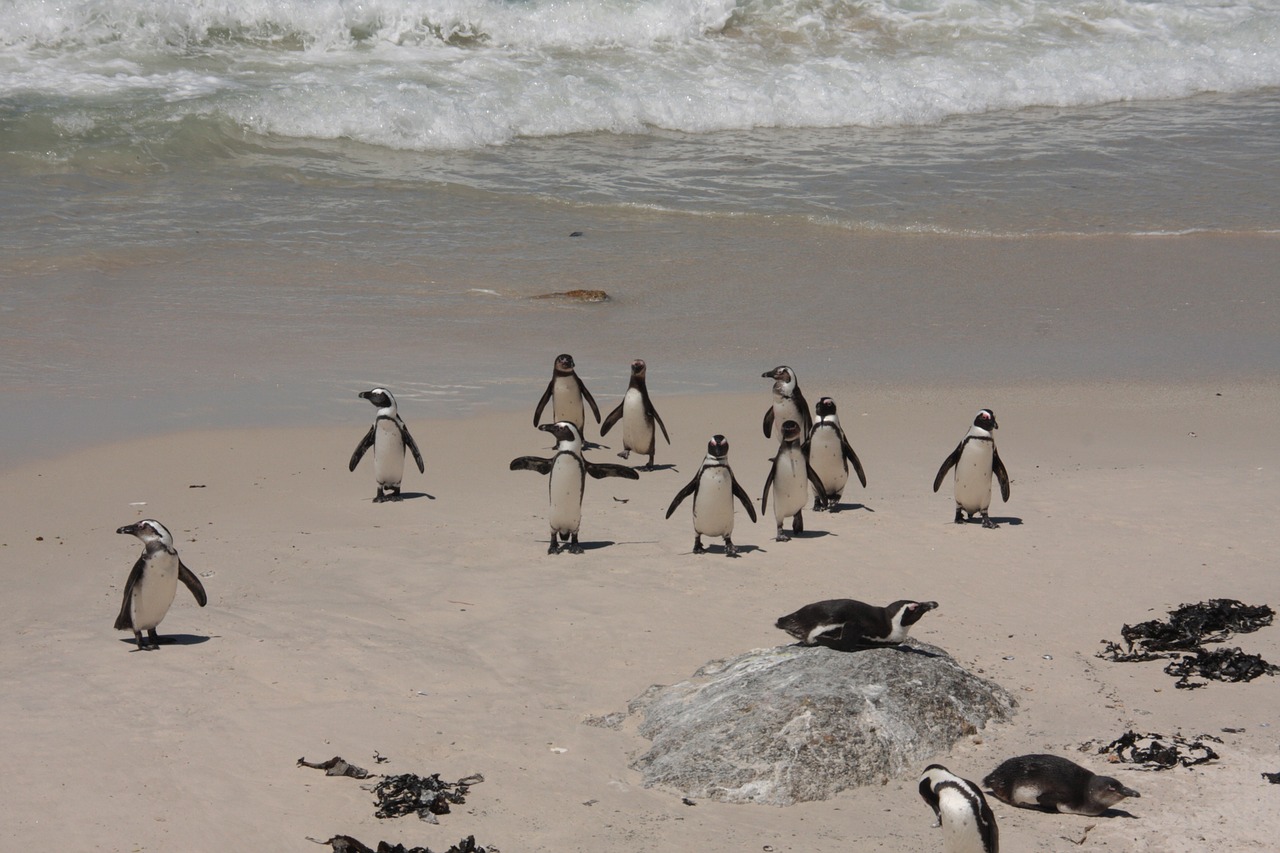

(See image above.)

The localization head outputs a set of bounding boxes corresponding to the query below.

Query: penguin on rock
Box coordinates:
[775,598,938,650]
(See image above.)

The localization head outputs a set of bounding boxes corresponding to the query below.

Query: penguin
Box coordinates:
[761,419,827,541]
[932,409,1010,528]
[762,366,812,442]
[510,421,639,554]
[983,754,1140,816]
[349,387,425,503]
[114,520,208,651]
[775,598,938,650]
[600,359,670,469]
[803,396,867,512]
[665,434,757,556]
[533,353,601,433]
[919,764,1000,853]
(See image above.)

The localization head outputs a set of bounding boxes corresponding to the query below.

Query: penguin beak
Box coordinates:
[116,523,139,536]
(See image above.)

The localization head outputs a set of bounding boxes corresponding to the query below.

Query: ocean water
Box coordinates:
[2,0,1279,464]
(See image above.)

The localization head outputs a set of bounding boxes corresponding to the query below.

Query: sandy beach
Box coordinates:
[3,376,1278,851]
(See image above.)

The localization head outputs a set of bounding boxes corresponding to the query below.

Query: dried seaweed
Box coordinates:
[1084,730,1220,769]
[373,772,485,822]
[1263,772,1280,785]
[315,834,496,853]
[1162,647,1279,689]
[1097,599,1277,687]
[298,756,373,779]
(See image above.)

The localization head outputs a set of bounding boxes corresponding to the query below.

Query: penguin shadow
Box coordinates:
[952,515,1022,527]
[685,543,764,557]
[394,491,436,501]
[118,633,212,649]
[990,799,1139,820]
[820,501,872,514]
[792,640,943,656]
[632,463,677,473]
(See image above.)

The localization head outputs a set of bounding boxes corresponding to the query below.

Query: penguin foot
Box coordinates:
[693,536,707,555]
[981,514,1000,529]
[775,532,791,542]
[812,499,825,512]
[724,538,739,558]
[792,511,804,535]
[145,629,161,650]
[547,540,561,555]
[617,449,632,460]
[373,491,387,503]
[953,508,966,524]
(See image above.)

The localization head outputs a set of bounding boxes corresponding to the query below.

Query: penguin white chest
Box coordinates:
[770,398,802,440]
[692,467,735,537]
[620,388,652,453]
[938,790,987,853]
[807,426,848,494]
[372,419,406,486]
[552,376,586,430]
[954,440,995,512]
[772,450,809,520]
[547,454,584,534]
[131,551,181,631]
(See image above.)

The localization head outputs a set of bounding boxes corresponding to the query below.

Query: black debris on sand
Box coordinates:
[1098,599,1278,688]
[1083,730,1221,770]
[315,834,496,853]
[374,772,485,823]
[1263,772,1280,785]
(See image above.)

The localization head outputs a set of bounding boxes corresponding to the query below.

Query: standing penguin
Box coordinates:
[665,434,757,556]
[600,359,670,469]
[983,754,1140,816]
[510,421,639,554]
[533,353,601,433]
[919,764,1000,853]
[932,409,1010,528]
[761,419,827,541]
[762,366,812,442]
[114,520,208,651]
[349,387,425,503]
[775,598,938,649]
[804,396,867,512]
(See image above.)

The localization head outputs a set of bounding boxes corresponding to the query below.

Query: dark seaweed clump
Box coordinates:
[373,772,485,822]
[1098,599,1278,688]
[320,835,495,853]
[1084,730,1220,769]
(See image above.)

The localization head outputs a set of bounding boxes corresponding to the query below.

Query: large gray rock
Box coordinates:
[622,642,1016,805]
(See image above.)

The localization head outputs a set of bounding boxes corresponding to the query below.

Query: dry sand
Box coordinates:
[3,379,1279,851]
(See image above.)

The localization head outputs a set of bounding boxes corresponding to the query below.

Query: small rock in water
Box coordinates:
[532,289,609,302]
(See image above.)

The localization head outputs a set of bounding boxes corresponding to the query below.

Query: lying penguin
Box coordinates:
[983,754,1140,816]
[510,421,638,554]
[115,519,208,651]
[775,598,938,650]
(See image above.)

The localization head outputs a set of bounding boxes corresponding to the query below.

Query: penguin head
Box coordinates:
[815,396,838,418]
[359,387,397,414]
[117,519,174,548]
[539,420,582,450]
[1088,774,1140,808]
[554,353,576,374]
[706,434,730,460]
[762,365,794,384]
[779,419,803,443]
[630,359,647,377]
[891,600,939,628]
[973,409,998,430]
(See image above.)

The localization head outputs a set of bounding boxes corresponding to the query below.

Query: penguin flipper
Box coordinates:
[585,461,640,480]
[600,402,624,436]
[762,406,775,439]
[842,436,868,488]
[114,556,146,630]
[178,560,208,607]
[932,443,963,492]
[978,796,999,852]
[510,456,554,475]
[348,425,376,472]
[993,449,1011,502]
[533,378,555,427]
[640,387,671,444]
[401,423,426,474]
[576,374,601,423]
[731,476,758,523]
[794,389,812,435]
[650,405,670,445]
[665,476,699,519]
[760,465,776,514]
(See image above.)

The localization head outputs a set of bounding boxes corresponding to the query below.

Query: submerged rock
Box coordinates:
[623,643,1015,805]
[531,289,609,302]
